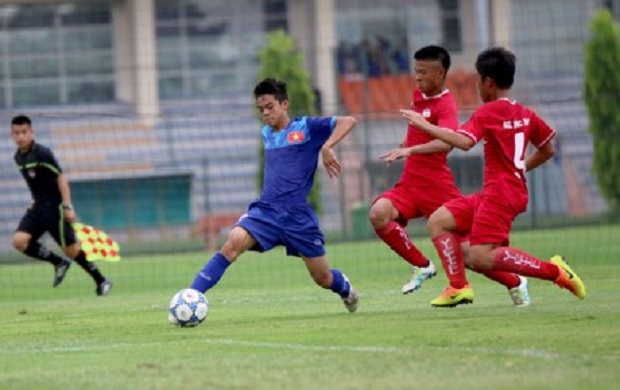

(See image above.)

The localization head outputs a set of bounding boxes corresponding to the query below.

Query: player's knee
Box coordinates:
[368,200,392,229]
[220,228,251,261]
[368,206,384,228]
[427,207,452,237]
[63,244,80,259]
[426,214,443,237]
[12,233,29,252]
[220,241,241,261]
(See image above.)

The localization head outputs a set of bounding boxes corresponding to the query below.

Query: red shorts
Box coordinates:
[375,181,461,224]
[445,192,527,246]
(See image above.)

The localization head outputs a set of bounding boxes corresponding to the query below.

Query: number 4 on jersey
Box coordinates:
[513,132,525,171]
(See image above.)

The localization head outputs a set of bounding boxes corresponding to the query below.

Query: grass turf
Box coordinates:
[0,225,619,389]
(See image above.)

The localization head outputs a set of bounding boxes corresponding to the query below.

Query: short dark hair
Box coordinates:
[475,47,516,89]
[414,45,451,71]
[11,115,32,127]
[253,78,288,102]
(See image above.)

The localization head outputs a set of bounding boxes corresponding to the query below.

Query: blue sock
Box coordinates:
[190,252,231,293]
[329,269,351,298]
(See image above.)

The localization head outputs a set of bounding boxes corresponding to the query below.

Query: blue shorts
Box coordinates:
[236,200,326,258]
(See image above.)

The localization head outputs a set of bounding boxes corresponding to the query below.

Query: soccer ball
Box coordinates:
[168,288,209,327]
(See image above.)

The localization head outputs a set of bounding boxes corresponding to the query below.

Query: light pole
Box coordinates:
[55,3,74,104]
[0,5,17,107]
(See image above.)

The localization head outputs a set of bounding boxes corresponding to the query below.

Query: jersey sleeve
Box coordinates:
[457,109,485,144]
[529,113,556,149]
[307,116,336,144]
[436,96,459,131]
[38,147,63,175]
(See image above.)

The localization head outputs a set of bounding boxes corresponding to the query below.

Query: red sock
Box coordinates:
[477,269,520,289]
[492,247,560,281]
[431,232,468,289]
[375,221,429,267]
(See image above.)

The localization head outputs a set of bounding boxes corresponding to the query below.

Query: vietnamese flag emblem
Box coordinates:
[287,131,305,143]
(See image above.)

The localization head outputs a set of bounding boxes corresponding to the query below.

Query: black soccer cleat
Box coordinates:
[53,259,72,287]
[96,279,113,296]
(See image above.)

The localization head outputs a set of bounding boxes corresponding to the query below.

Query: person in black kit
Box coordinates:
[11,115,113,296]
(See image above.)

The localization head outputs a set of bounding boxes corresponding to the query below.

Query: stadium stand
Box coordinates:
[0,77,606,250]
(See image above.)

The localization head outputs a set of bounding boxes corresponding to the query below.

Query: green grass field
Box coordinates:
[1,225,619,389]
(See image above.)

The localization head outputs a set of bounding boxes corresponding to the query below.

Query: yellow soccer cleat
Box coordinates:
[431,284,474,308]
[551,255,586,299]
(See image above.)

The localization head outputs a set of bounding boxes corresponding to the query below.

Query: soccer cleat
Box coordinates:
[342,289,359,313]
[508,276,531,307]
[402,261,437,294]
[96,279,113,296]
[551,256,586,299]
[53,258,72,287]
[431,284,474,308]
[340,274,359,313]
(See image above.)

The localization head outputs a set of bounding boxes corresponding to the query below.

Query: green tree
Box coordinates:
[584,9,620,215]
[255,30,322,213]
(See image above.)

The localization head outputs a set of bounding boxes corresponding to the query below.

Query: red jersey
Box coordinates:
[457,98,556,199]
[400,89,459,186]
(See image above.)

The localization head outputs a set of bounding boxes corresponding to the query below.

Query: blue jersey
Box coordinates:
[259,116,336,204]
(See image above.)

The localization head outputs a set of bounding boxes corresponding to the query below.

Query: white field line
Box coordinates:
[0,337,576,361]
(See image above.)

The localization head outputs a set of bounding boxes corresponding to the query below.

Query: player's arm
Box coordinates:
[524,114,557,173]
[422,98,459,153]
[402,139,453,156]
[45,146,76,222]
[323,116,357,149]
[42,148,72,210]
[380,139,451,164]
[524,141,555,173]
[382,102,455,163]
[57,173,73,209]
[408,139,452,155]
[321,116,357,178]
[57,173,76,222]
[400,109,475,151]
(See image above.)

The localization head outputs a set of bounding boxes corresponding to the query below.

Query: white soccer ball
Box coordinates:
[168,288,209,327]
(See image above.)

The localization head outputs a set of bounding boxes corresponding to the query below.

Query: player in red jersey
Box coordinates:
[401,46,586,307]
[371,45,529,306]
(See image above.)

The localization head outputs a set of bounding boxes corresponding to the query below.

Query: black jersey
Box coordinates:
[14,142,63,205]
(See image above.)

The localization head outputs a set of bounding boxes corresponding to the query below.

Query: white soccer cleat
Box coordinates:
[509,275,531,307]
[341,274,359,313]
[402,261,437,294]
[342,289,359,313]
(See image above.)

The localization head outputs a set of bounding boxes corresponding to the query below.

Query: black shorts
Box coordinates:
[16,203,77,247]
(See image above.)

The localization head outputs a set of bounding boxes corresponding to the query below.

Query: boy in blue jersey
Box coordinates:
[189,78,360,312]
